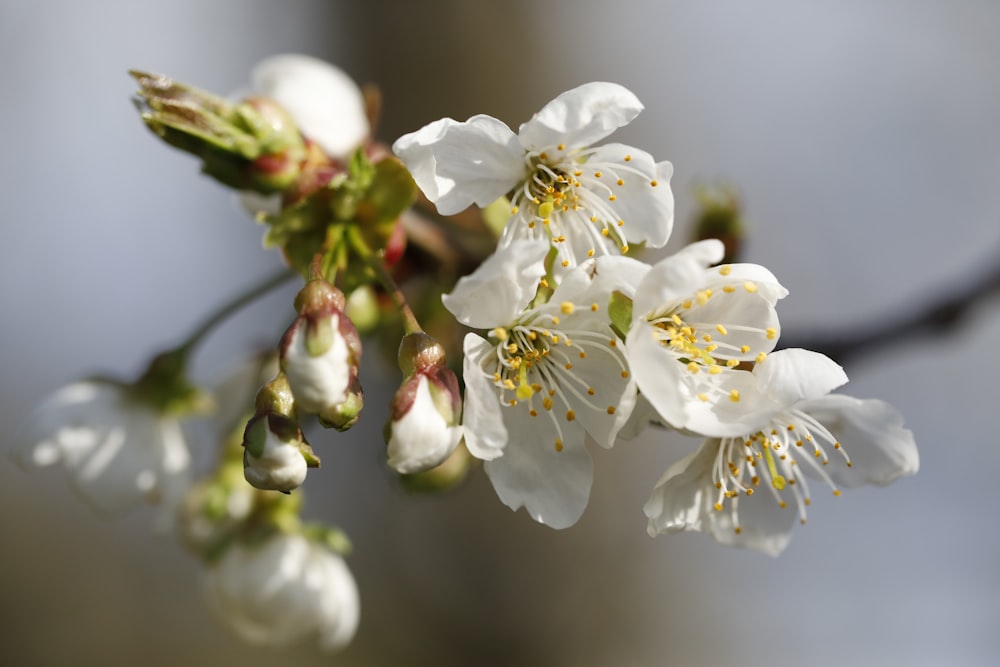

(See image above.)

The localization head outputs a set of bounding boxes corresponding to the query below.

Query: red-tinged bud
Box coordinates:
[384,333,462,474]
[242,374,319,493]
[281,278,363,430]
[382,218,407,267]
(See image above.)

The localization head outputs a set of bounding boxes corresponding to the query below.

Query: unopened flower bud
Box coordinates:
[281,279,363,430]
[385,333,462,474]
[242,375,319,493]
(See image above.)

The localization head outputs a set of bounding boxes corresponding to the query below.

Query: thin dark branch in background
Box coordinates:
[778,242,1000,365]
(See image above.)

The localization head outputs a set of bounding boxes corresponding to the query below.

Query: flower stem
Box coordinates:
[177,267,299,357]
[344,226,422,335]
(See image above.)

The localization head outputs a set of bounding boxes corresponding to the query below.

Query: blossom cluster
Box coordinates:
[13,56,919,655]
[393,81,919,553]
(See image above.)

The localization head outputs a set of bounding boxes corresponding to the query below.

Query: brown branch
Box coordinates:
[777,242,1000,365]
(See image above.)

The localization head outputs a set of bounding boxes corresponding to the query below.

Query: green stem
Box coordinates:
[345,226,422,335]
[177,267,299,357]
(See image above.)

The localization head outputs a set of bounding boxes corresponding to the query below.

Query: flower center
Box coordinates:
[647,274,778,404]
[485,304,628,452]
[711,409,853,533]
[506,143,656,267]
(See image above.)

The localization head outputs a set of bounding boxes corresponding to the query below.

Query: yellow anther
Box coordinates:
[606,406,616,415]
[708,366,723,375]
[745,488,754,496]
[650,180,659,187]
[697,393,709,402]
[609,339,617,347]
[716,324,728,336]
[722,285,736,293]
[740,345,751,354]
[617,219,625,227]
[756,352,768,363]
[779,501,788,509]
[564,363,573,370]
[682,299,693,309]
[621,244,629,253]
[624,155,632,161]
[529,409,538,417]
[506,343,518,354]
[765,328,777,340]
[587,387,595,395]
[696,290,711,305]
[511,206,519,214]
[744,281,758,293]
[714,503,723,512]
[539,152,548,160]
[726,359,740,367]
[587,249,595,257]
[719,265,732,276]
[804,498,812,506]
[554,439,563,452]
[594,171,603,178]
[601,228,610,237]
[579,351,587,359]
[557,143,565,150]
[734,526,743,535]
[705,344,719,353]
[608,194,617,201]
[590,303,599,312]
[729,390,741,402]
[616,178,624,186]
[686,362,700,374]
[539,278,549,288]
[621,370,630,379]
[542,397,553,411]
[492,327,509,341]
[566,410,576,421]
[503,379,516,390]
[561,260,569,267]
[574,169,582,176]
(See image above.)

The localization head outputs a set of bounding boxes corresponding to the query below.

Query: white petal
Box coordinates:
[753,348,848,406]
[386,375,462,474]
[251,54,368,160]
[460,334,508,461]
[644,442,716,536]
[704,489,796,557]
[626,321,689,429]
[282,317,350,413]
[685,289,781,360]
[549,255,650,305]
[796,394,919,488]
[442,241,548,327]
[582,143,674,249]
[484,413,591,529]
[644,440,795,556]
[517,82,643,150]
[392,115,524,215]
[682,369,781,438]
[633,240,725,318]
[709,262,788,305]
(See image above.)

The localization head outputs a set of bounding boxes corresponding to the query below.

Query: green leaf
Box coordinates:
[608,290,634,339]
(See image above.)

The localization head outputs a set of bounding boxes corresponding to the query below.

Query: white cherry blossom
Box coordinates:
[14,381,191,523]
[393,82,674,272]
[251,54,369,161]
[643,349,919,556]
[205,532,360,651]
[622,239,789,437]
[446,240,637,528]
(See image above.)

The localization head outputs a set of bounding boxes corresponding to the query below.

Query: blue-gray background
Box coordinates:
[2,1,997,665]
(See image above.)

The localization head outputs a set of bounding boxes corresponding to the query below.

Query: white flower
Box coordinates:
[242,418,309,493]
[204,532,360,651]
[282,317,352,413]
[251,54,369,161]
[14,381,191,522]
[623,239,789,437]
[387,373,463,475]
[446,241,637,528]
[643,349,919,556]
[393,82,674,272]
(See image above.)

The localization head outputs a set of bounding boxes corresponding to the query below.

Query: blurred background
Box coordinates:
[2,1,998,665]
